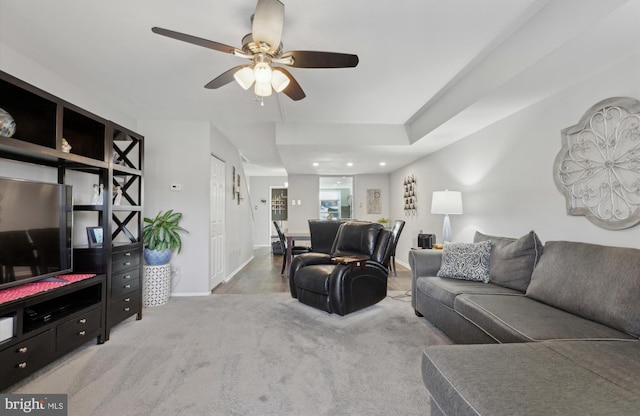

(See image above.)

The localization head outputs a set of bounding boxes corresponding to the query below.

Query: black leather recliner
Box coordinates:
[289,221,393,315]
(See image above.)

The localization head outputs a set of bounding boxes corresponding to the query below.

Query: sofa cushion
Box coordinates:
[454,294,634,343]
[474,230,543,292]
[526,241,640,338]
[436,241,492,283]
[422,340,640,416]
[417,276,521,309]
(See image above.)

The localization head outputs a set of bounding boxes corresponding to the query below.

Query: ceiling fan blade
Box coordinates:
[204,66,247,89]
[252,0,284,51]
[276,67,306,101]
[281,51,359,68]
[151,27,237,54]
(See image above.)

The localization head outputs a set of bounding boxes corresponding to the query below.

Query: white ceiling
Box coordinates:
[1,0,638,176]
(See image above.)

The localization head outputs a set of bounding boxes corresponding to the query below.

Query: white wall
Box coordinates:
[287,175,320,231]
[391,53,640,265]
[138,120,254,296]
[138,120,210,295]
[0,44,135,130]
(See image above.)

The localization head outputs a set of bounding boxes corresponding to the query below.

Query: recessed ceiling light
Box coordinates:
[312,162,319,167]
[347,162,353,167]
[380,162,386,166]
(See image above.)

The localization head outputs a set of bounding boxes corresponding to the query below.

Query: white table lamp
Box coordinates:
[431,190,463,243]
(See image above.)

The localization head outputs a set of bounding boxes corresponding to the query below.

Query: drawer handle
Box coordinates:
[125,252,131,256]
[124,298,131,302]
[124,307,130,312]
[124,284,131,289]
[78,330,86,336]
[124,262,131,266]
[17,362,27,369]
[79,318,87,324]
[17,347,28,354]
[124,275,131,279]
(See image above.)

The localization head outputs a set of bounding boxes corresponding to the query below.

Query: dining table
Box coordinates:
[284,231,311,276]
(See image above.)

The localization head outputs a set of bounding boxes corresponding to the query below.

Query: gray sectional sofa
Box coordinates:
[409,232,640,416]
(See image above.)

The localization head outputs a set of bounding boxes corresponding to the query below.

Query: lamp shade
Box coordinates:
[431,190,463,215]
[234,67,255,90]
[271,68,290,93]
[254,82,273,97]
[253,62,273,85]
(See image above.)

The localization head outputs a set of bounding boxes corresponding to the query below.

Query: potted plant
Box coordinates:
[142,209,189,265]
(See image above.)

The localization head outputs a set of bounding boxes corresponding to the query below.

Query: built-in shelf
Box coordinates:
[0,70,144,389]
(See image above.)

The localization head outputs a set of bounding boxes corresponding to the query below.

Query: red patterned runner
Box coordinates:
[0,274,96,304]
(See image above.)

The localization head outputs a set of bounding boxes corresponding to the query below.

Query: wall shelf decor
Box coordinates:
[554,97,640,230]
[403,175,417,216]
[271,189,288,221]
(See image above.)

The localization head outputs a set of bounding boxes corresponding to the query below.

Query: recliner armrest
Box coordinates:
[292,252,334,266]
[289,252,335,298]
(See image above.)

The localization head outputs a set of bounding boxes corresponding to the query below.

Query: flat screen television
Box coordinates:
[0,176,73,289]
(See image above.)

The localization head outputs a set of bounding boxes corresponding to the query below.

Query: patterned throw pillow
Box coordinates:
[436,241,492,283]
[473,230,543,292]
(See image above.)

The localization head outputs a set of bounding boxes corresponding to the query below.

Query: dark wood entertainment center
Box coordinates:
[0,71,144,390]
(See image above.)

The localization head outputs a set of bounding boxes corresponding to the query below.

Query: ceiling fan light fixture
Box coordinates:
[254,82,273,97]
[152,0,359,102]
[271,68,290,92]
[234,67,255,90]
[253,62,273,85]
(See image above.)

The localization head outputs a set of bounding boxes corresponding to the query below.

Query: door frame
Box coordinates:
[209,154,226,291]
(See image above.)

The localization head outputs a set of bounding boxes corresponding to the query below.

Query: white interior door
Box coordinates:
[210,155,225,290]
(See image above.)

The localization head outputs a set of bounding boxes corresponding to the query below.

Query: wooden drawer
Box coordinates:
[56,306,102,351]
[0,330,54,389]
[109,294,140,325]
[111,268,140,298]
[112,248,141,273]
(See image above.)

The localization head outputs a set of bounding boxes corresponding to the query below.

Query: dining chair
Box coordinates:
[273,221,310,275]
[389,220,405,276]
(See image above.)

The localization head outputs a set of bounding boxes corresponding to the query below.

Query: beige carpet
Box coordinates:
[10,292,451,416]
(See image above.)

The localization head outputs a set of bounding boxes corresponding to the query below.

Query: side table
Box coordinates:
[143,264,171,306]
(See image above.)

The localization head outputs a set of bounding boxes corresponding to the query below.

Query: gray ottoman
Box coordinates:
[422,340,640,416]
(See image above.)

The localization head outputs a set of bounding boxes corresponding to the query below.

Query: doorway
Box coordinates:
[210,155,226,290]
[319,177,353,219]
[269,186,288,250]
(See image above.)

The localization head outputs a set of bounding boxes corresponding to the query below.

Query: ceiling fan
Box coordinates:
[151,0,359,103]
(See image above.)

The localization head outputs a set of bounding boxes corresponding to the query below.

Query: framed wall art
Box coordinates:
[554,97,640,230]
[86,226,104,248]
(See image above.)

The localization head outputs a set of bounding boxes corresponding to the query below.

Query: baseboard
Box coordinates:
[223,255,255,284]
[170,292,211,297]
[169,255,254,297]
[395,259,409,269]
